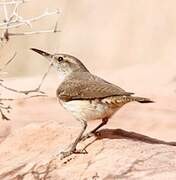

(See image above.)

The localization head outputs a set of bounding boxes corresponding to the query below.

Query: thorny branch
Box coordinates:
[0,51,53,120]
[0,0,29,5]
[0,106,10,120]
[0,55,53,95]
[0,63,52,120]
[0,51,17,120]
[0,82,45,95]
[0,51,17,72]
[0,0,60,120]
[0,0,60,43]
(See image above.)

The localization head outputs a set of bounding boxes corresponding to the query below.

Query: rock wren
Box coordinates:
[31,48,154,159]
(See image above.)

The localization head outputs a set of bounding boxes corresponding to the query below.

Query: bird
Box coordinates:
[31,48,154,159]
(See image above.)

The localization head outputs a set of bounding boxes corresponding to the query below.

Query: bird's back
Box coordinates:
[57,72,133,101]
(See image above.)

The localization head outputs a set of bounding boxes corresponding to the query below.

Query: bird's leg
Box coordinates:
[60,119,87,159]
[81,117,109,141]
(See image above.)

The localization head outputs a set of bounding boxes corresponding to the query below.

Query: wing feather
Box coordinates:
[57,72,133,101]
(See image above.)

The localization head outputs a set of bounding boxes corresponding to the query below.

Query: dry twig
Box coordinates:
[0,59,52,120]
[0,57,53,95]
[0,106,10,120]
[0,0,60,42]
[0,51,17,72]
[0,0,60,120]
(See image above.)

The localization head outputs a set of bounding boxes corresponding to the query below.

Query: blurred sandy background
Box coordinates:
[1,0,176,76]
[0,0,176,140]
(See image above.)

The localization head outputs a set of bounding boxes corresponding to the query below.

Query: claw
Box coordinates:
[74,148,88,154]
[60,148,88,160]
[60,150,73,160]
[81,133,94,141]
[81,131,101,142]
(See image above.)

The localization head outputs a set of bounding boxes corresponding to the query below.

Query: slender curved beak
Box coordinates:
[30,48,53,59]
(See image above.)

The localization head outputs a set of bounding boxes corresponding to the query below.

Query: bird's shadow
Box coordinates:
[84,128,176,149]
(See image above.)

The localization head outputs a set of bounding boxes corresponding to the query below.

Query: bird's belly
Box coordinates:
[59,99,118,121]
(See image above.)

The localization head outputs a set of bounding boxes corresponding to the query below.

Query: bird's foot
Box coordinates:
[60,148,88,160]
[81,131,101,142]
[81,133,94,141]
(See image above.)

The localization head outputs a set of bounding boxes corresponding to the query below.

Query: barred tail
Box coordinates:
[131,96,154,103]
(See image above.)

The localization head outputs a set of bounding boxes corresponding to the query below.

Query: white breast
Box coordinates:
[59,99,119,121]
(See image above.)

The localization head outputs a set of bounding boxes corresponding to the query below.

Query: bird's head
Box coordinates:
[31,48,89,80]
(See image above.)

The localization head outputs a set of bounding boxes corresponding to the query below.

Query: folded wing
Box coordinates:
[57,72,133,101]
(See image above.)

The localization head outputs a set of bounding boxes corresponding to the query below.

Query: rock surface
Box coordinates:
[0,121,176,180]
[0,61,176,179]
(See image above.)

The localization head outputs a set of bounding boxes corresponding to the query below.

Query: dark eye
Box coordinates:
[58,56,63,61]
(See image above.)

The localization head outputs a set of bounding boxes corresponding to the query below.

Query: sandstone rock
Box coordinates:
[0,61,176,179]
[0,121,176,180]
